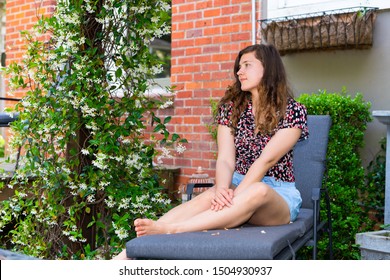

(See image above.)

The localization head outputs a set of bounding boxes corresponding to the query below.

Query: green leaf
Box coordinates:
[115,67,122,78]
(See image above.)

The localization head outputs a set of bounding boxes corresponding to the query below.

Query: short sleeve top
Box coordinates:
[216,98,309,182]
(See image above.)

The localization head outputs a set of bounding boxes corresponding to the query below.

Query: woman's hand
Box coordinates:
[211,187,234,211]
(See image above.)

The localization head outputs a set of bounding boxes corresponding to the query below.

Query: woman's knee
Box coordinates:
[243,182,271,204]
[252,182,270,196]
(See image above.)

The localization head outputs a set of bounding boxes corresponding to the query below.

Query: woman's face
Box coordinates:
[236,51,264,95]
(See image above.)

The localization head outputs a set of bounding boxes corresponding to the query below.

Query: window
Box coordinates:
[110,4,172,98]
[103,3,171,99]
[148,33,171,96]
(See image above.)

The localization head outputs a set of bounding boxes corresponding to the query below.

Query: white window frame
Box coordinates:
[107,6,172,99]
[147,37,172,97]
[264,0,390,19]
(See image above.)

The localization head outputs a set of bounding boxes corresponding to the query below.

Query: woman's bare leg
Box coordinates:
[156,187,215,223]
[111,188,217,259]
[135,182,290,236]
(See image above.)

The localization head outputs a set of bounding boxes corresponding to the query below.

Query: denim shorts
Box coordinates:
[232,172,302,222]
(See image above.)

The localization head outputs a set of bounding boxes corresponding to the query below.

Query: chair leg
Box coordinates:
[312,201,318,260]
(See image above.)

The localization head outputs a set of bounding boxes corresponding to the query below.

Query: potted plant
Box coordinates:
[356,227,390,260]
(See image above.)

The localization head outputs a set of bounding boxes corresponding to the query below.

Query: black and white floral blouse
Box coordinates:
[216,98,309,182]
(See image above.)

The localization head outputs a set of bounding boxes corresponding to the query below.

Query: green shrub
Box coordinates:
[297,88,373,259]
[362,137,385,225]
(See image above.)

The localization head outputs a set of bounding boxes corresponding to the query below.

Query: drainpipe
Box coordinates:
[252,0,256,44]
[255,0,268,44]
[372,111,390,226]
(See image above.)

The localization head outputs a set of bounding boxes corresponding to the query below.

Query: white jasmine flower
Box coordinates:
[175,143,186,154]
[87,194,95,203]
[118,198,131,210]
[105,196,115,208]
[115,228,129,240]
[81,149,90,155]
[69,236,77,242]
[159,99,173,109]
[161,147,172,158]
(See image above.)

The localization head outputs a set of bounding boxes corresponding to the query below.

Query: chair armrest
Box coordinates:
[186,183,213,200]
[0,97,21,102]
[311,188,321,201]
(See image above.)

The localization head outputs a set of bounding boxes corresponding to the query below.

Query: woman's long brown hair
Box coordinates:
[218,44,293,134]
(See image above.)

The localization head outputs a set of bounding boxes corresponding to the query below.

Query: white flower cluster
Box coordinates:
[156,147,172,165]
[159,99,174,109]
[118,197,131,210]
[85,121,99,134]
[68,90,86,110]
[129,5,151,14]
[54,2,86,55]
[130,194,153,216]
[175,143,187,154]
[112,222,129,240]
[87,194,95,203]
[80,104,97,118]
[105,196,116,208]
[92,153,109,170]
[67,180,98,198]
[83,0,95,14]
[99,180,110,190]
[62,224,87,243]
[151,192,171,205]
[158,0,171,12]
[154,22,171,39]
[128,192,171,219]
[156,143,187,165]
[125,153,142,170]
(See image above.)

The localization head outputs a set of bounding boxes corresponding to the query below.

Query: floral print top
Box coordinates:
[216,98,309,182]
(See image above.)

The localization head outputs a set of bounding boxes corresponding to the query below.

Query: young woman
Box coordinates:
[113,44,308,259]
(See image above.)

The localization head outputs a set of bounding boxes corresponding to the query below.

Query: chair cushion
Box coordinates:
[0,113,19,127]
[126,208,313,260]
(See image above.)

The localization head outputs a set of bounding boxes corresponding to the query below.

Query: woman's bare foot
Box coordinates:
[134,218,175,237]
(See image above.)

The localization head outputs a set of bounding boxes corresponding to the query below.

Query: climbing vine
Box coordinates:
[0,0,184,259]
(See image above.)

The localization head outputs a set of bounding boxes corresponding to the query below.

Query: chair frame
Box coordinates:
[186,175,333,260]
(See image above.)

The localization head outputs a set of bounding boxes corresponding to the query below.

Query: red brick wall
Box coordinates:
[2,1,56,151]
[168,0,261,186]
[5,0,56,99]
[4,0,262,190]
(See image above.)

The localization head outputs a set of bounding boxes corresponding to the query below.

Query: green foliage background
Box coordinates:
[297,88,374,259]
[363,137,386,222]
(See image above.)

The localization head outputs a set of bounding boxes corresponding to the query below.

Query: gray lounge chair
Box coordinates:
[0,97,21,170]
[0,97,20,128]
[126,115,333,259]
